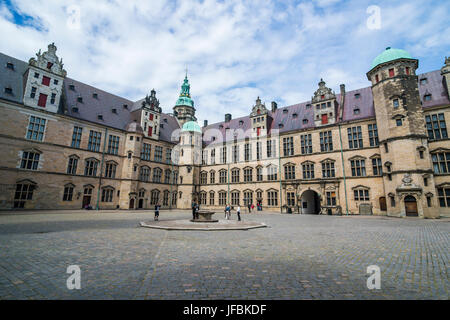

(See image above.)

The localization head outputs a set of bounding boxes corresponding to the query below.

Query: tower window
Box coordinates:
[393,99,399,108]
[396,119,402,126]
[30,87,37,98]
[389,68,395,77]
[405,67,410,75]
[375,74,379,83]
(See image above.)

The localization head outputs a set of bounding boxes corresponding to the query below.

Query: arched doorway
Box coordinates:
[129,198,135,210]
[404,195,418,217]
[301,190,321,214]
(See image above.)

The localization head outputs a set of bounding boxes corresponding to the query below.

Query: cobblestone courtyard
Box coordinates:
[0,210,448,300]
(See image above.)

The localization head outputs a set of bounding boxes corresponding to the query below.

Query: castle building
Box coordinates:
[0,44,449,218]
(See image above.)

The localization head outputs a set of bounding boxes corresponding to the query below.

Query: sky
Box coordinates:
[1,0,449,125]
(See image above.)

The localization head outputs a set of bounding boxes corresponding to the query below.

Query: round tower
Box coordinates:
[367,47,437,218]
[173,75,197,126]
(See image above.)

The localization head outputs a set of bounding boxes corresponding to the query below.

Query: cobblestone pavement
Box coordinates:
[0,210,448,300]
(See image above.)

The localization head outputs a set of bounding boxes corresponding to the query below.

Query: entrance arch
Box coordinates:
[301,190,321,214]
[129,198,135,210]
[404,195,418,217]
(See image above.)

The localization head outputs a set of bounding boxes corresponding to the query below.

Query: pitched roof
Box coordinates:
[0,53,28,104]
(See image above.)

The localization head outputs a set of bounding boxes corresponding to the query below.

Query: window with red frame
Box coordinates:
[47,62,53,69]
[42,76,51,86]
[148,126,153,136]
[149,114,154,121]
[38,94,47,108]
[405,67,410,75]
[375,74,379,83]
[389,68,395,77]
[322,114,328,125]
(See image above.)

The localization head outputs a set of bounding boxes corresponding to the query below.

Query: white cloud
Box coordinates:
[0,0,448,125]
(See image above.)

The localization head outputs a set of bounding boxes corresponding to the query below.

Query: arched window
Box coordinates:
[84,158,99,177]
[153,168,162,183]
[139,166,151,182]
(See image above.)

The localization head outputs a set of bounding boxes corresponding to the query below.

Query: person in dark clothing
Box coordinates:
[247,204,251,213]
[154,203,160,221]
[192,201,197,220]
[195,204,200,220]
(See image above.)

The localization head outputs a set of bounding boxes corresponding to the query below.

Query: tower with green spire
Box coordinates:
[173,74,197,126]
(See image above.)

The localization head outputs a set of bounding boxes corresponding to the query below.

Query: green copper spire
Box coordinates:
[175,74,194,108]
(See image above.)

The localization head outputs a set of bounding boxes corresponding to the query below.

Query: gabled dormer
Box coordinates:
[140,89,162,140]
[250,97,270,137]
[23,43,66,113]
[312,79,337,127]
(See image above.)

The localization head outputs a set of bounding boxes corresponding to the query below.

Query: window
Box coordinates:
[353,108,360,115]
[34,72,40,79]
[141,143,151,160]
[77,96,83,103]
[432,152,450,174]
[63,185,74,201]
[47,62,53,69]
[153,168,162,183]
[320,131,333,152]
[26,116,46,141]
[69,84,75,90]
[154,146,163,162]
[30,87,37,99]
[326,191,337,206]
[20,151,40,170]
[424,94,432,101]
[355,93,361,99]
[256,167,263,182]
[322,161,335,178]
[244,168,253,182]
[139,167,150,182]
[219,192,227,206]
[426,114,447,140]
[267,140,275,158]
[420,78,428,85]
[390,195,396,207]
[286,192,295,207]
[172,171,178,184]
[221,146,227,164]
[405,67,410,75]
[4,86,12,94]
[267,166,278,181]
[244,143,252,161]
[84,159,99,176]
[267,191,278,206]
[372,158,382,176]
[375,74,379,83]
[202,150,207,165]
[354,188,369,201]
[388,68,395,77]
[42,76,51,86]
[209,171,215,184]
[384,143,389,153]
[231,191,240,206]
[164,169,171,184]
[302,162,315,179]
[199,192,207,205]
[67,156,78,175]
[150,191,160,205]
[437,188,450,207]
[49,93,56,105]
[256,142,262,160]
[396,118,403,126]
[162,190,169,206]
[210,149,216,165]
[348,126,363,149]
[6,62,14,70]
[219,170,227,183]
[101,188,114,202]
[368,124,379,147]
[107,135,120,155]
[350,159,366,177]
[105,162,117,178]
[232,145,239,163]
[88,131,102,152]
[231,168,240,183]
[284,165,296,180]
[14,182,36,208]
[244,191,253,206]
[54,79,59,85]
[283,137,294,156]
[301,134,312,154]
[200,172,208,184]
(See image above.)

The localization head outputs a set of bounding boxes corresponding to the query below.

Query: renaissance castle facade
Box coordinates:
[0,44,449,218]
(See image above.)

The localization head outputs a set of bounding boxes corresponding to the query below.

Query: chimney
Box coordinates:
[339,84,346,120]
[203,120,208,127]
[225,114,232,122]
[271,101,278,113]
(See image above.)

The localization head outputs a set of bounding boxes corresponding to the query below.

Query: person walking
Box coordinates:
[237,205,241,221]
[192,201,197,220]
[247,203,251,213]
[154,203,160,221]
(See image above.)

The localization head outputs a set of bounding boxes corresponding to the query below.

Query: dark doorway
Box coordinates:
[405,196,418,217]
[82,187,93,208]
[379,197,387,211]
[129,198,135,210]
[138,198,144,209]
[301,190,321,214]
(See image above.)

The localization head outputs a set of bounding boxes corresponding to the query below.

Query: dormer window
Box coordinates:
[123,104,128,109]
[293,113,298,118]
[77,96,83,103]
[4,87,13,94]
[97,115,103,120]
[278,123,284,128]
[47,62,53,69]
[239,120,244,126]
[93,93,98,99]
[306,104,311,109]
[353,108,360,115]
[212,136,216,141]
[72,107,79,113]
[112,108,117,114]
[283,109,288,114]
[69,84,75,90]
[355,93,361,99]
[163,118,168,123]
[321,95,325,99]
[303,119,308,124]
[160,124,164,129]
[420,78,427,85]
[219,125,223,129]
[424,94,432,101]
[6,62,14,70]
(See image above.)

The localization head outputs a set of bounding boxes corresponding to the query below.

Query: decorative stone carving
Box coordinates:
[250,97,268,117]
[29,43,66,77]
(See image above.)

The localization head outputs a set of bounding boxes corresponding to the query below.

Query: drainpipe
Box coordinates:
[338,124,349,215]
[278,134,283,213]
[169,160,173,210]
[96,127,108,211]
[227,160,230,205]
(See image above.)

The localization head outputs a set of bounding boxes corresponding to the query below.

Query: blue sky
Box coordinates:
[0,0,449,125]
